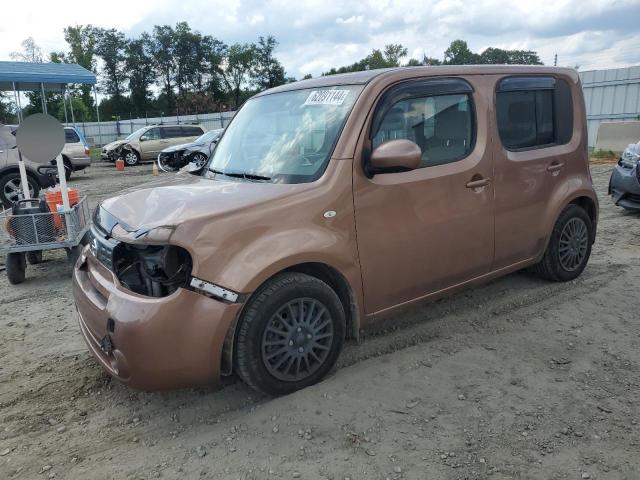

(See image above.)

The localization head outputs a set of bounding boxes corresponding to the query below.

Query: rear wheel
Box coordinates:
[234,272,345,395]
[0,172,39,207]
[6,252,26,284]
[532,204,593,282]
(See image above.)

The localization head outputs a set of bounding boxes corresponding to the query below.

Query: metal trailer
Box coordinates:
[0,197,90,283]
[0,61,97,283]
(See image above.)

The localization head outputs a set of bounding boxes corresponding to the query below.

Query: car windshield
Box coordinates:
[208,85,363,183]
[126,127,148,141]
[196,129,222,144]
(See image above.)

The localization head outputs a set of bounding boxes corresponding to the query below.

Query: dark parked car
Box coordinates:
[609,141,640,211]
[157,128,223,173]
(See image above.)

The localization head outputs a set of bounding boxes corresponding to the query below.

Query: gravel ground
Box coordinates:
[0,162,638,480]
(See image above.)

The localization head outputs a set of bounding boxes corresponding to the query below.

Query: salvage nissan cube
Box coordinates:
[73,65,598,395]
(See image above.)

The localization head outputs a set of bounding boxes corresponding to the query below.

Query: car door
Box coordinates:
[492,76,575,268]
[353,76,495,315]
[139,127,163,160]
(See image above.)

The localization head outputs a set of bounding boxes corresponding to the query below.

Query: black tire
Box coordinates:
[123,150,140,167]
[0,172,40,207]
[6,252,26,284]
[26,250,43,265]
[234,272,345,396]
[532,204,593,282]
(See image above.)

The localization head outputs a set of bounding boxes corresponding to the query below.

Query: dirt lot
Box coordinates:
[1,162,639,480]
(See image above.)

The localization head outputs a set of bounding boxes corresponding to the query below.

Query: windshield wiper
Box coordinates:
[209,168,271,181]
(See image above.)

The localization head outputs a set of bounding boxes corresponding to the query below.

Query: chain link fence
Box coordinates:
[66,110,236,147]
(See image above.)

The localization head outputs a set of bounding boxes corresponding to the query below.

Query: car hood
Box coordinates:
[99,173,307,236]
[161,142,203,153]
[103,140,128,151]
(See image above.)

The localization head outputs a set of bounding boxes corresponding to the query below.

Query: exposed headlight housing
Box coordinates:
[113,243,192,298]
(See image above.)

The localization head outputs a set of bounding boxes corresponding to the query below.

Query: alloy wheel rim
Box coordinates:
[261,298,334,382]
[558,217,588,272]
[125,152,138,165]
[193,153,207,168]
[4,179,34,203]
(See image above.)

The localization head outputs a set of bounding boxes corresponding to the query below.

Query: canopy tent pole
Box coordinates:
[62,87,69,124]
[93,86,102,146]
[69,92,76,126]
[13,82,30,200]
[40,82,47,114]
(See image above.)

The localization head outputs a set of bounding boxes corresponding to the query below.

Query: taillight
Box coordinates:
[84,147,91,156]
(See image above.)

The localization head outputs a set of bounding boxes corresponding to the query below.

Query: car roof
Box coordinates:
[254,65,578,97]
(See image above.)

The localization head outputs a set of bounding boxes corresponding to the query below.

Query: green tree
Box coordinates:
[63,26,98,115]
[0,93,16,124]
[252,35,287,89]
[443,40,480,64]
[382,44,408,66]
[10,37,43,62]
[173,22,200,97]
[201,36,227,97]
[125,33,155,115]
[224,43,255,108]
[94,28,128,101]
[152,25,177,108]
[323,44,409,75]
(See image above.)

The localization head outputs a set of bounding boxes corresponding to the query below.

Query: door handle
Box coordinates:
[547,161,565,172]
[466,177,491,189]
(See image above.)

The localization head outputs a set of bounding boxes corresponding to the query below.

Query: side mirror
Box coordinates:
[369,139,421,175]
[139,136,147,142]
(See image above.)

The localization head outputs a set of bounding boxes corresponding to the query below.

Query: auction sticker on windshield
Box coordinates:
[304,90,350,106]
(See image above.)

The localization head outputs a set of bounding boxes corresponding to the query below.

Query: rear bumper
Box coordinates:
[70,156,91,169]
[72,246,242,391]
[610,164,640,210]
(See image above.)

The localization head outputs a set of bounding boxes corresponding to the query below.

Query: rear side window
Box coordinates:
[496,76,573,150]
[163,126,183,138]
[65,129,80,143]
[181,126,203,136]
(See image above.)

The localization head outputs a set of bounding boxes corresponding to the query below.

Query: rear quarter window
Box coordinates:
[182,126,204,136]
[163,126,183,138]
[496,76,573,151]
[65,129,80,143]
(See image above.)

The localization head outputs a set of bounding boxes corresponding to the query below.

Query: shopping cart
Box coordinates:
[0,197,91,284]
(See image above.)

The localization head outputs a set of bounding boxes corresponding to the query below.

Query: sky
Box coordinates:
[1,0,639,79]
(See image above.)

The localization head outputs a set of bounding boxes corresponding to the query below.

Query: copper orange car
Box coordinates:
[73,65,598,394]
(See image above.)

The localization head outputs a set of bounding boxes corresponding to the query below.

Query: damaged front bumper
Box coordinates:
[609,163,640,211]
[73,245,243,391]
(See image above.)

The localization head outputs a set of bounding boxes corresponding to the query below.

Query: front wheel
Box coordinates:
[123,150,140,166]
[234,273,345,396]
[532,204,593,282]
